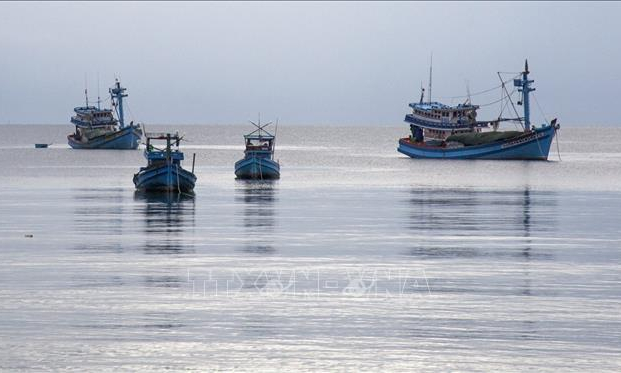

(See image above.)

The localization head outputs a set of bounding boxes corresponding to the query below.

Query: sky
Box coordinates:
[1,1,620,126]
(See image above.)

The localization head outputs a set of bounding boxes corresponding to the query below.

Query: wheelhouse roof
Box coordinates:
[409,101,479,111]
[73,106,112,113]
[244,134,274,140]
[145,132,182,140]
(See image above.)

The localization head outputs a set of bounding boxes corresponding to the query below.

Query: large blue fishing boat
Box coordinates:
[398,60,560,160]
[133,132,197,193]
[235,118,280,180]
[68,80,143,149]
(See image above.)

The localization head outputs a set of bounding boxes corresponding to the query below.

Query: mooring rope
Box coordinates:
[176,164,181,194]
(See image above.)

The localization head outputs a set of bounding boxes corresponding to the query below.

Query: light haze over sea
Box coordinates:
[1,2,621,126]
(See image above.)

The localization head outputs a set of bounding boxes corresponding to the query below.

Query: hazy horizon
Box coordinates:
[1,1,620,127]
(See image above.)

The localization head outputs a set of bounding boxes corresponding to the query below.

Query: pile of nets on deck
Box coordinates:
[446,131,523,146]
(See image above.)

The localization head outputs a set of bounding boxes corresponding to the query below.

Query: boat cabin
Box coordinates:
[245,135,274,151]
[243,134,275,160]
[406,101,487,142]
[144,132,185,167]
[71,107,117,128]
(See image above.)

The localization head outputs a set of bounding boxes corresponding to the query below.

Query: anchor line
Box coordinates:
[176,164,181,194]
[531,92,559,160]
[554,128,562,161]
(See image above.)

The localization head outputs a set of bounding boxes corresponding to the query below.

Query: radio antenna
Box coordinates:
[84,73,89,107]
[428,52,433,103]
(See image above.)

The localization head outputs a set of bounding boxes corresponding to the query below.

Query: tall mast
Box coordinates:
[514,59,535,132]
[109,79,128,128]
[428,53,433,103]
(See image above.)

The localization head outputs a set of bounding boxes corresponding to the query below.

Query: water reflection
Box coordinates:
[235,180,277,254]
[71,187,127,252]
[133,191,196,255]
[521,188,533,296]
[406,187,557,260]
[72,187,126,234]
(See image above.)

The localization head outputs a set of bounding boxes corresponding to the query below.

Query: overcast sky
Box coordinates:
[1,1,620,126]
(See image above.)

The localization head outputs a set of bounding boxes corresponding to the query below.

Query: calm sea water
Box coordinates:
[1,124,620,371]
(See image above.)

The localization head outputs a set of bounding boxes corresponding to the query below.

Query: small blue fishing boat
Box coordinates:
[398,60,560,160]
[68,80,143,149]
[235,118,280,180]
[133,132,197,193]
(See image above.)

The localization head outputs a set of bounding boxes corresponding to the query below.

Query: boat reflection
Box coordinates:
[133,191,196,255]
[71,187,127,252]
[235,180,277,254]
[406,187,557,260]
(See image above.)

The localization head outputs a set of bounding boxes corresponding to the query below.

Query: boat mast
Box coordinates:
[515,59,535,132]
[109,80,128,128]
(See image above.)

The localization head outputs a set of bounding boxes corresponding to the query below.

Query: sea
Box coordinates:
[1,124,620,371]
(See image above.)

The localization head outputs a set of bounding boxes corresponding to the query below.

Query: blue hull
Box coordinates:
[133,164,197,193]
[68,125,142,149]
[235,157,280,179]
[398,125,557,160]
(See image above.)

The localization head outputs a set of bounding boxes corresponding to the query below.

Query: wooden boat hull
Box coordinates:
[397,125,557,160]
[133,164,196,193]
[234,157,280,179]
[68,125,142,149]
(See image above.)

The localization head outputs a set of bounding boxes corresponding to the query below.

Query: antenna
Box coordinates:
[419,81,425,104]
[84,73,89,107]
[465,79,471,104]
[97,72,101,109]
[248,113,274,138]
[428,53,433,103]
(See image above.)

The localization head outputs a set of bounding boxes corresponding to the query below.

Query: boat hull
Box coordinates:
[397,125,557,160]
[234,157,280,179]
[133,164,196,193]
[68,125,142,149]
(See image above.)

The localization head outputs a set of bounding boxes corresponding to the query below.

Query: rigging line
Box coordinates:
[498,80,505,118]
[477,89,516,107]
[125,101,136,122]
[532,93,549,124]
[435,74,520,100]
[498,72,523,130]
[498,88,512,119]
